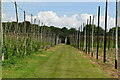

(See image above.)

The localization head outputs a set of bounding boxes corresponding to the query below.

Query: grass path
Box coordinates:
[3,44,110,78]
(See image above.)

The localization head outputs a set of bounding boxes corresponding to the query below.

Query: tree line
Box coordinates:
[3,21,120,46]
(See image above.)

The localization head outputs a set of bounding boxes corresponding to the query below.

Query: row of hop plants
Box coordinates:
[2,21,56,65]
[68,23,120,69]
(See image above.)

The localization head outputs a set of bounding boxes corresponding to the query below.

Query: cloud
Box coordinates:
[26,11,81,29]
[80,13,115,30]
[3,11,115,30]
[2,13,16,22]
[26,11,115,30]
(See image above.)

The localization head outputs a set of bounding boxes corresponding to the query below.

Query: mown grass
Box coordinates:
[2,44,110,78]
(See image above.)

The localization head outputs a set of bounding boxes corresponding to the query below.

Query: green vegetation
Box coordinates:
[3,44,110,78]
[2,21,120,66]
[1,1,119,78]
[2,21,56,63]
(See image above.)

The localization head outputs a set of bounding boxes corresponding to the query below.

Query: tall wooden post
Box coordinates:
[82,23,84,51]
[38,20,40,39]
[108,31,110,50]
[79,26,82,49]
[34,19,38,49]
[55,34,57,45]
[41,22,43,42]
[0,0,3,61]
[96,6,100,60]
[15,2,19,55]
[24,11,26,55]
[92,15,94,57]
[65,36,67,44]
[31,14,33,24]
[34,19,36,38]
[86,19,88,53]
[30,14,33,51]
[83,23,86,51]
[80,25,82,50]
[112,31,114,48]
[81,25,83,50]
[37,20,40,49]
[117,0,119,69]
[48,29,51,47]
[77,27,80,49]
[115,0,118,69]
[50,32,52,47]
[0,0,2,77]
[88,16,91,54]
[103,0,108,63]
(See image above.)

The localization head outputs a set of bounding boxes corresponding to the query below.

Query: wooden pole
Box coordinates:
[103,0,108,63]
[38,20,40,39]
[57,36,59,45]
[30,14,33,51]
[108,31,110,50]
[112,31,114,48]
[31,14,33,24]
[24,11,26,55]
[92,15,94,57]
[81,25,83,50]
[41,22,43,42]
[80,25,82,50]
[15,2,19,55]
[115,0,118,69]
[86,19,88,53]
[41,22,44,48]
[88,16,91,54]
[48,29,51,47]
[65,36,67,44]
[0,0,2,76]
[34,19,36,38]
[83,23,86,51]
[54,34,56,45]
[96,6,100,60]
[108,30,111,50]
[79,27,81,49]
[0,0,3,61]
[37,20,40,49]
[82,23,84,51]
[50,31,52,47]
[77,27,80,49]
[80,26,82,50]
[34,19,38,49]
[15,2,18,30]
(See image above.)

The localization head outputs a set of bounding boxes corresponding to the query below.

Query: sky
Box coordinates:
[3,0,118,2]
[2,1,120,30]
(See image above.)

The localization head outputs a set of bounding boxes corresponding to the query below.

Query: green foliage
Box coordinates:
[2,21,120,64]
[2,21,56,64]
[83,24,104,36]
[109,27,120,36]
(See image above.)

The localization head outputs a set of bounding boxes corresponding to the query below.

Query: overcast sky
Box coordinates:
[2,1,120,30]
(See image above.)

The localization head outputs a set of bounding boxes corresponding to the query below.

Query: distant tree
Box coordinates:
[109,27,120,36]
[83,24,104,36]
[68,28,76,34]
